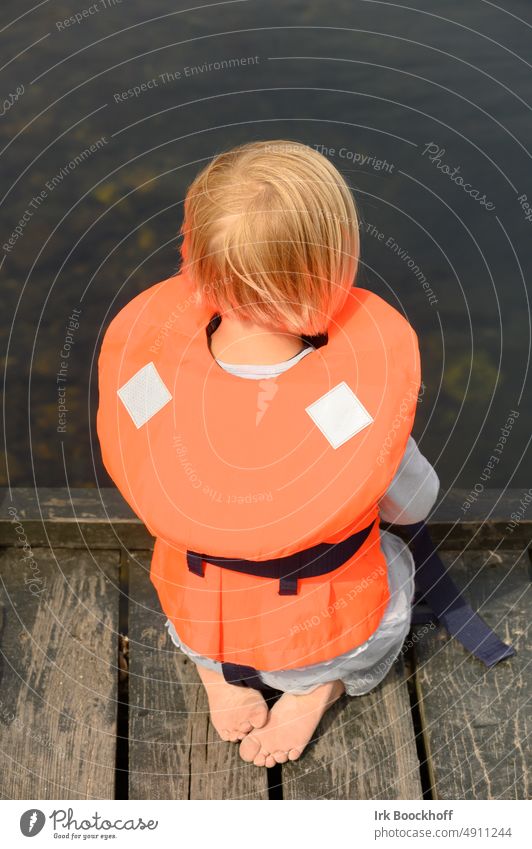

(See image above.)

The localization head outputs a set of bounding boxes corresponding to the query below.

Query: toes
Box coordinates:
[238,720,253,734]
[273,750,289,764]
[214,724,248,743]
[239,733,261,763]
[253,752,267,767]
[288,748,301,761]
[265,754,276,768]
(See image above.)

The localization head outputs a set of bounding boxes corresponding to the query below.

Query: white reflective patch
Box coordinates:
[305,381,373,449]
[117,362,172,429]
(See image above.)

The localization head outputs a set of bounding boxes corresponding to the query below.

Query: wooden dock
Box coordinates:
[0,487,529,800]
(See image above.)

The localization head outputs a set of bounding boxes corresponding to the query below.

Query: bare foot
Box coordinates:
[196,665,269,742]
[239,679,344,767]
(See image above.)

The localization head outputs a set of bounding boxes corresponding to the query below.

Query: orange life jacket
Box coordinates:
[97,271,421,671]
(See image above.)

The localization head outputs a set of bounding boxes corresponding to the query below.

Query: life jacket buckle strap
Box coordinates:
[398,520,516,668]
[221,662,266,690]
[187,551,204,577]
[185,520,376,590]
[278,549,304,595]
[279,574,299,595]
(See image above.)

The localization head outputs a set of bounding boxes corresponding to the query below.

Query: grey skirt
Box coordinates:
[165,529,416,697]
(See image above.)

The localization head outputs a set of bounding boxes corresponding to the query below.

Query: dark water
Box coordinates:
[1,0,531,493]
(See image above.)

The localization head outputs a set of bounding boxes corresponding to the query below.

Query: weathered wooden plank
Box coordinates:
[128,552,269,800]
[0,488,153,548]
[0,547,119,798]
[2,487,531,548]
[414,549,530,800]
[283,655,423,799]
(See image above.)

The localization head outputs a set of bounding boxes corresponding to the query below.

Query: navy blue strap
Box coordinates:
[221,662,266,690]
[401,521,516,668]
[186,551,204,577]
[187,519,375,595]
[279,574,299,595]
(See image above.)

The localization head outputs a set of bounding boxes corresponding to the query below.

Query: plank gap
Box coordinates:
[115,549,129,800]
[403,640,434,800]
[267,763,283,800]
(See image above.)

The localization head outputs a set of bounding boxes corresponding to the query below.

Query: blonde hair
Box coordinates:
[179,139,360,335]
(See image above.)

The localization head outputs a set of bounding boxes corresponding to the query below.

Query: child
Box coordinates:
[97,139,440,769]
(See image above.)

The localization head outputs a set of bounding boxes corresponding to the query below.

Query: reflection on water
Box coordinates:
[1,0,530,490]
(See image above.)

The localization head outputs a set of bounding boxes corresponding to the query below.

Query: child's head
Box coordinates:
[179,139,360,336]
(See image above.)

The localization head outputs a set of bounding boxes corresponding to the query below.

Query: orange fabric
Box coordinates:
[97,271,420,670]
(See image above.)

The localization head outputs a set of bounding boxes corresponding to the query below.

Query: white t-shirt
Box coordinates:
[216,343,315,377]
